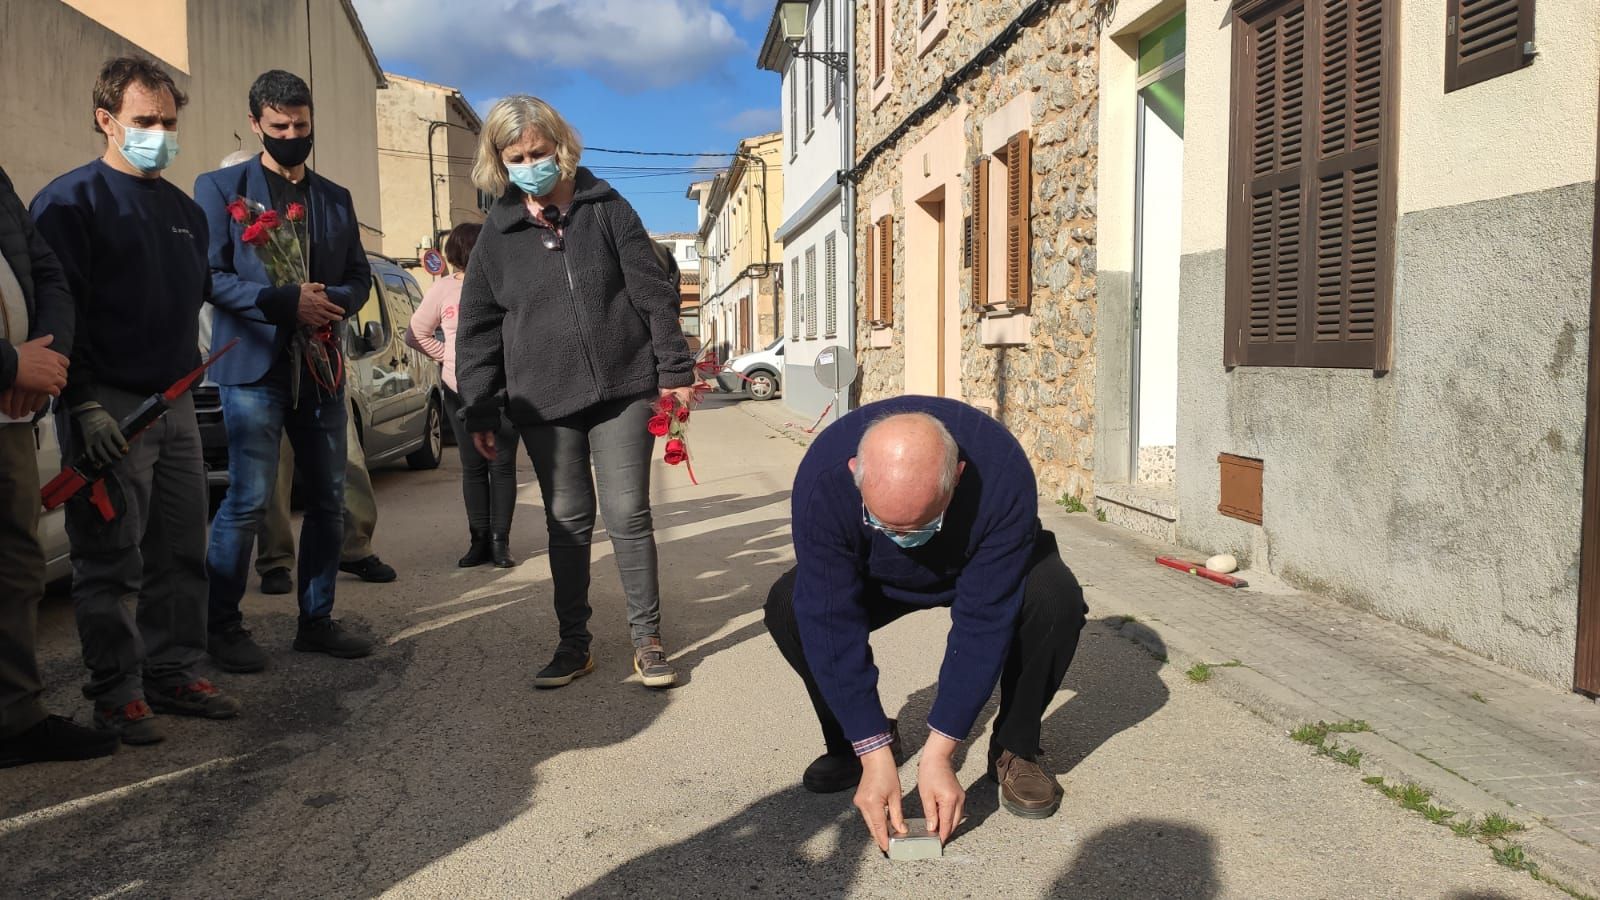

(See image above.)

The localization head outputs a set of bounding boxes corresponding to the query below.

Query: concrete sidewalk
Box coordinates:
[749,398,1600,891]
[1035,505,1600,893]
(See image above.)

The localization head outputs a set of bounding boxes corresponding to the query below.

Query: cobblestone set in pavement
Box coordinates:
[743,397,1600,884]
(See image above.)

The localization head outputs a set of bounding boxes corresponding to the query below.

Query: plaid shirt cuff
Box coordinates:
[852,732,895,757]
[928,724,960,744]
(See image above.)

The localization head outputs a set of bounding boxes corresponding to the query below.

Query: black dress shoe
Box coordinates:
[293,618,374,659]
[260,567,292,595]
[802,721,902,793]
[339,556,397,583]
[0,715,119,768]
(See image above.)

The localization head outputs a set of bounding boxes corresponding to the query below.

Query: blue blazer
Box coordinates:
[194,158,371,386]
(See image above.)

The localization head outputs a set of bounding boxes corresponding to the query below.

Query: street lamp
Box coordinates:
[779,1,847,74]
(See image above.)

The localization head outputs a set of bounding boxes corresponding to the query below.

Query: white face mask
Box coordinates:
[110,115,180,173]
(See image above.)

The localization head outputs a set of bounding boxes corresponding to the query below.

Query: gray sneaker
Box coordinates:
[633,639,677,689]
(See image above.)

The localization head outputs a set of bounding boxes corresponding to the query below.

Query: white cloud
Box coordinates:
[356,0,748,93]
[718,107,780,134]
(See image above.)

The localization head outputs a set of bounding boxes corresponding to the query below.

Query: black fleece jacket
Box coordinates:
[455,169,694,431]
[0,165,74,393]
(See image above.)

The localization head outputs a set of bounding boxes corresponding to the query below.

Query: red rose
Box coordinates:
[256,209,282,229]
[655,395,676,415]
[663,439,688,465]
[674,406,690,423]
[240,222,270,246]
[286,202,306,222]
[647,414,671,437]
[227,199,249,223]
[694,359,721,377]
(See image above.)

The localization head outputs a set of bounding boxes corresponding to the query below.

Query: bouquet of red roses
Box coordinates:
[227,196,342,400]
[648,361,720,484]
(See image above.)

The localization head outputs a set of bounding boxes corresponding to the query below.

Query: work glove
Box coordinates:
[71,402,129,468]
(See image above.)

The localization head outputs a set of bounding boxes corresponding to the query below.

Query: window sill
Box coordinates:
[870,325,895,349]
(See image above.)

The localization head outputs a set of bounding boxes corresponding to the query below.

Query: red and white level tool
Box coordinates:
[1155,556,1249,589]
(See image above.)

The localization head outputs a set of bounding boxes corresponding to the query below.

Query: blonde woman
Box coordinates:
[454,95,695,690]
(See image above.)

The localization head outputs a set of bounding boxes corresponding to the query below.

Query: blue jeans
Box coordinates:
[207,369,347,629]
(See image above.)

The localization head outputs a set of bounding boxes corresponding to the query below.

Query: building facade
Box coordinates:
[693,132,785,364]
[376,73,485,269]
[760,0,854,422]
[1094,0,1598,691]
[851,0,1103,502]
[2,0,386,248]
[652,232,703,355]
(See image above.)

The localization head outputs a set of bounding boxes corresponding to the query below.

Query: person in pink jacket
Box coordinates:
[407,223,520,567]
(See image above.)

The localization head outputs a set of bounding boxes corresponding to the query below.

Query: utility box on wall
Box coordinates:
[1218,454,1263,525]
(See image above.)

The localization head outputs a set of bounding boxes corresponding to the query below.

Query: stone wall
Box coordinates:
[852,0,1101,503]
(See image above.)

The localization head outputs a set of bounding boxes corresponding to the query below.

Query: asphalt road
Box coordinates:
[0,398,1562,898]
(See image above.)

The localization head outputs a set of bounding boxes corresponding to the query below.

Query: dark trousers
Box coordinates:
[208,368,346,628]
[0,425,48,737]
[519,392,661,651]
[61,388,209,705]
[442,386,519,536]
[764,530,1088,763]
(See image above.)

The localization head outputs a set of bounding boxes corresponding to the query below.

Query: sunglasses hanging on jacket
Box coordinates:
[538,204,564,251]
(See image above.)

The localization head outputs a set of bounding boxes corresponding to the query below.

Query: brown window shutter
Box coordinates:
[971,156,989,309]
[1446,0,1535,92]
[1004,132,1032,312]
[923,0,937,20]
[1226,0,1394,370]
[1308,0,1390,367]
[875,0,887,79]
[877,215,895,325]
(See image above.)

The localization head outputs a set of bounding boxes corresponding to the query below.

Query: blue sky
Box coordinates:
[353,0,782,233]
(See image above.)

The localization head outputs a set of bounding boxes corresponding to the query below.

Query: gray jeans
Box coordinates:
[61,387,208,706]
[520,393,661,651]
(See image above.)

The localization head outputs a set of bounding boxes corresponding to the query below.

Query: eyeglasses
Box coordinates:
[861,504,944,539]
[540,228,564,251]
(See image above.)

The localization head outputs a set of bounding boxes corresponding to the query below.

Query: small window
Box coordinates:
[804,28,815,138]
[872,215,895,326]
[971,131,1032,312]
[804,246,819,339]
[824,0,838,109]
[824,232,838,337]
[873,0,888,82]
[1445,0,1535,92]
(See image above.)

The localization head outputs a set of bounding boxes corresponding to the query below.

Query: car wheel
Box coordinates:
[407,396,443,470]
[747,371,778,401]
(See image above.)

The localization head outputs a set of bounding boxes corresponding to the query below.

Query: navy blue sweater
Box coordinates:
[30,160,207,407]
[791,396,1040,747]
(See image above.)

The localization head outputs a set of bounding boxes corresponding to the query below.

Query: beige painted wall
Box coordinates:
[1,0,383,248]
[60,0,189,72]
[377,76,481,267]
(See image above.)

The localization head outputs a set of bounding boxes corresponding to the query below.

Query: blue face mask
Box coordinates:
[508,156,561,198]
[863,505,944,550]
[112,117,179,173]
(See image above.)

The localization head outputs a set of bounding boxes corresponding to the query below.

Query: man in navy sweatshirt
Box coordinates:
[30,57,241,746]
[765,396,1087,851]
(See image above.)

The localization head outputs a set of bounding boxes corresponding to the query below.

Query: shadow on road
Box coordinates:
[2,482,796,897]
[1047,818,1220,898]
[568,616,1173,896]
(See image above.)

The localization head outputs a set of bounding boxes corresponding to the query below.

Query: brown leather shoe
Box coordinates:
[992,750,1062,819]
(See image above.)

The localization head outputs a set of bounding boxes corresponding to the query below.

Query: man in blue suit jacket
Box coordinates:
[195,70,373,670]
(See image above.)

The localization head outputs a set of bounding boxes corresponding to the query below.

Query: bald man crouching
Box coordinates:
[764,395,1088,852]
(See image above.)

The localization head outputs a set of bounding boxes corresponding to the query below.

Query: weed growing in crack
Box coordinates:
[1492,843,1530,871]
[1057,494,1088,513]
[1095,508,1107,522]
[1479,813,1526,839]
[1469,691,1488,703]
[1421,804,1457,824]
[1450,817,1477,837]
[1326,745,1363,767]
[1186,663,1213,683]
